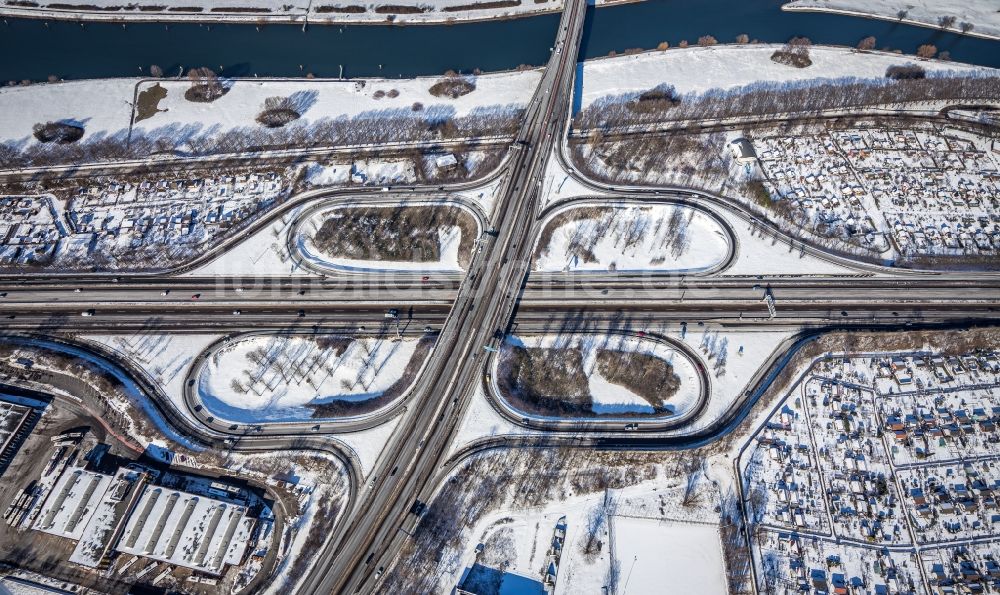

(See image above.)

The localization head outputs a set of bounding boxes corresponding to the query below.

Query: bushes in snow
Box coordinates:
[311,205,478,268]
[629,84,681,115]
[770,37,813,68]
[429,74,476,99]
[184,67,229,103]
[498,345,592,415]
[256,96,302,128]
[916,44,937,59]
[595,349,680,410]
[32,121,84,144]
[885,64,926,80]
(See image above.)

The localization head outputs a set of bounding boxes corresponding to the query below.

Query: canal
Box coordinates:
[1,0,998,82]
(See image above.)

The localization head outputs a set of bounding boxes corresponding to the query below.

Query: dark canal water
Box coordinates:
[1,0,998,81]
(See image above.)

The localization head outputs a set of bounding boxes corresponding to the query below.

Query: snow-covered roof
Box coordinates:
[730,138,757,162]
[32,467,114,541]
[115,484,255,575]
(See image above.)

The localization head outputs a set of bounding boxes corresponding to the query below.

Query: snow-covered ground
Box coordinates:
[0,335,203,453]
[434,454,726,595]
[720,203,864,276]
[578,44,988,112]
[84,333,222,426]
[502,333,702,417]
[533,203,731,274]
[611,517,726,595]
[784,0,1000,41]
[198,334,420,422]
[331,413,402,478]
[184,202,317,276]
[0,71,540,159]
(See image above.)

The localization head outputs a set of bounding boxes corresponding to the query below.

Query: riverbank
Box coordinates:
[577,43,992,111]
[782,0,1000,42]
[0,0,633,26]
[0,69,540,166]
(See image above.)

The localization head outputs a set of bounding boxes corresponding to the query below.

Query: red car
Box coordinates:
[191,293,201,300]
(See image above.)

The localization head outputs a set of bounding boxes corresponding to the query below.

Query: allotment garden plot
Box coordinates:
[740,348,1000,594]
[197,334,432,422]
[0,168,291,272]
[756,125,1000,261]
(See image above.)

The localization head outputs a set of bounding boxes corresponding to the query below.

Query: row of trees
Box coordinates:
[1,105,523,169]
[574,72,1000,131]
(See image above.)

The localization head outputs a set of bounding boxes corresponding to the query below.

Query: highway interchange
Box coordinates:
[1,0,1000,592]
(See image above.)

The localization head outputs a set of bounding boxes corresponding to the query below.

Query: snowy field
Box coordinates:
[85,333,222,425]
[185,202,317,277]
[430,453,726,595]
[611,517,726,595]
[533,203,731,273]
[784,0,1000,41]
[198,334,421,422]
[501,333,701,417]
[0,71,539,159]
[577,44,987,112]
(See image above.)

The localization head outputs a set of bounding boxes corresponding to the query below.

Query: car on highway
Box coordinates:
[80,309,94,317]
[421,276,430,282]
[161,289,170,296]
[232,310,241,315]
[191,293,201,300]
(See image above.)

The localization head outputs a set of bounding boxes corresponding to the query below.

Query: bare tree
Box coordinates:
[697,35,718,47]
[938,15,957,29]
[149,64,164,78]
[185,66,227,102]
[682,455,705,506]
[916,44,938,59]
[960,21,975,33]
[735,33,749,44]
